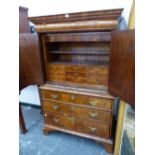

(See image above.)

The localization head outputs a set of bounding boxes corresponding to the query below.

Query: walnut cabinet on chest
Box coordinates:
[22,8,135,153]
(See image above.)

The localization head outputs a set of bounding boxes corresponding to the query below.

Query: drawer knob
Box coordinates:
[51,94,59,99]
[53,118,60,124]
[89,101,97,106]
[52,105,59,110]
[71,95,76,101]
[89,112,98,118]
[89,126,97,132]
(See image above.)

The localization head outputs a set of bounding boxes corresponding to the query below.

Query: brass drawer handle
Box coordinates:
[89,126,97,132]
[89,112,98,118]
[52,105,59,110]
[53,118,60,124]
[51,94,59,99]
[71,95,76,101]
[88,101,97,106]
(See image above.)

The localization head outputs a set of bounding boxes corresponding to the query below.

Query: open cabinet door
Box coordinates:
[19,33,44,89]
[108,30,135,108]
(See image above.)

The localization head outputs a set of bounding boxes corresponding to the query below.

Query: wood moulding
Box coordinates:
[29,8,123,33]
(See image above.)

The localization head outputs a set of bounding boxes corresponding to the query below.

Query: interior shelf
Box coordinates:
[48,61,109,65]
[49,50,109,55]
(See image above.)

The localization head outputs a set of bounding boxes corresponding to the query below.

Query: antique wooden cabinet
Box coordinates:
[27,8,135,153]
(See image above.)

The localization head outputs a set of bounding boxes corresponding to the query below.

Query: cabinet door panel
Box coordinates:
[19,33,44,89]
[108,30,135,107]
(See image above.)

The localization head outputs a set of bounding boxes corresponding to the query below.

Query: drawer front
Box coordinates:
[75,95,113,110]
[75,118,110,138]
[43,100,75,116]
[45,90,60,100]
[48,70,65,76]
[66,75,86,83]
[97,75,108,86]
[48,75,65,82]
[84,97,113,110]
[44,112,74,130]
[49,64,65,70]
[61,93,76,102]
[75,107,111,123]
[86,75,97,84]
[98,66,109,76]
[66,71,86,77]
[66,65,86,72]
[61,93,113,110]
[87,66,109,75]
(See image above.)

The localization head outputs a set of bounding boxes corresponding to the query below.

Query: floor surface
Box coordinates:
[19,105,112,155]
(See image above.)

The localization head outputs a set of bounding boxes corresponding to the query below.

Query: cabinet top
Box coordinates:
[29,8,123,33]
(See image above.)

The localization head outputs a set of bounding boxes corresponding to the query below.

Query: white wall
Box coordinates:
[19,0,133,26]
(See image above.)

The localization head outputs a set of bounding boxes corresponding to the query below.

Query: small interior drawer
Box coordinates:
[48,75,65,82]
[87,65,109,75]
[48,70,65,76]
[66,76,86,83]
[66,64,86,72]
[48,63,65,70]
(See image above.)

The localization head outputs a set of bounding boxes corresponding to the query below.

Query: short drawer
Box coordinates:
[66,75,86,83]
[66,71,86,77]
[75,95,113,110]
[44,112,74,130]
[48,75,65,82]
[48,63,65,70]
[86,74,97,85]
[84,97,113,110]
[87,65,109,76]
[97,75,108,86]
[48,70,65,76]
[66,65,86,72]
[75,107,111,123]
[75,118,110,138]
[45,90,60,100]
[43,100,75,116]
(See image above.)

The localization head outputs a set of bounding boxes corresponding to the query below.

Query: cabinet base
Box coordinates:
[43,124,113,153]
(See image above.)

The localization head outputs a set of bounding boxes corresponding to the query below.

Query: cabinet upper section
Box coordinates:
[29,8,123,33]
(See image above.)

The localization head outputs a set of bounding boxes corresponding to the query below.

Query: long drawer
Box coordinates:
[41,90,113,110]
[42,100,112,123]
[44,111,110,138]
